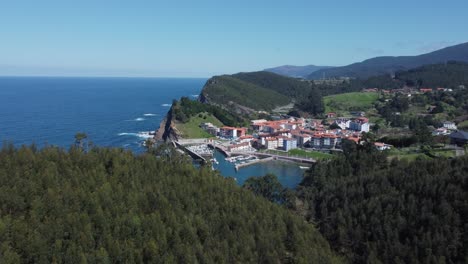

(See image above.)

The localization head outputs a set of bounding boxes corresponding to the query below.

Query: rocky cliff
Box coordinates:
[154,105,181,142]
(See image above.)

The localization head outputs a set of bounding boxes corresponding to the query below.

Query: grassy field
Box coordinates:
[395,153,432,161]
[387,147,456,161]
[264,149,334,160]
[324,92,379,114]
[176,113,223,138]
[458,120,468,129]
[432,149,456,158]
[387,147,427,161]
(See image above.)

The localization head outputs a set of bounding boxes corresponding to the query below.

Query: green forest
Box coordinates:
[200,71,323,114]
[172,96,245,127]
[311,61,468,96]
[297,141,468,263]
[0,143,340,263]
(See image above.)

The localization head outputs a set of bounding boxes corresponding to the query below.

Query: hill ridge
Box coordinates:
[308,42,468,79]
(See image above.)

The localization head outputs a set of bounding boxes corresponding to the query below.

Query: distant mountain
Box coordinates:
[308,42,468,79]
[264,65,334,78]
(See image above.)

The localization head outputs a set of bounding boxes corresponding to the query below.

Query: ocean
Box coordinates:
[0,77,204,152]
[0,76,304,188]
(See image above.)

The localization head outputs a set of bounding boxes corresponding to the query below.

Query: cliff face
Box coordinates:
[154,106,181,142]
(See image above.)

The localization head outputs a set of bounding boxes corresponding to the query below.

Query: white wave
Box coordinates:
[134,117,145,121]
[161,103,171,107]
[191,94,199,98]
[137,131,154,139]
[118,131,154,139]
[143,113,158,116]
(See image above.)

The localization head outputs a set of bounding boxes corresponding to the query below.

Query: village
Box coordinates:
[195,85,466,159]
[200,114,385,155]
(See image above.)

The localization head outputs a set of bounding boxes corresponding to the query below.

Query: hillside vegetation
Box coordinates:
[173,97,244,127]
[393,61,468,88]
[312,62,468,97]
[297,142,468,263]
[0,144,341,263]
[176,113,222,138]
[201,71,317,112]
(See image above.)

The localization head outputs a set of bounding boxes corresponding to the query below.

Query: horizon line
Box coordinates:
[0,74,211,79]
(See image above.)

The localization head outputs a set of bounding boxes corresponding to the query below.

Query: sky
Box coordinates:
[0,0,467,77]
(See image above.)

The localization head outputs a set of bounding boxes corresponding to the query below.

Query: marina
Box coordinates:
[170,136,314,188]
[211,149,304,188]
[173,140,306,188]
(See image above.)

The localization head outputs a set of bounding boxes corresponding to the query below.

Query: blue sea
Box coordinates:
[0,77,204,151]
[0,77,304,188]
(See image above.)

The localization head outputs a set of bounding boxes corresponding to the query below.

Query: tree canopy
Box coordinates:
[297,143,468,263]
[0,143,340,263]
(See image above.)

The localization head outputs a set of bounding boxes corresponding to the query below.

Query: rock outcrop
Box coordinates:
[154,105,181,142]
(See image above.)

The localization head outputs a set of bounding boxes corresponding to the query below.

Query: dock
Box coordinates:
[235,157,274,170]
[173,140,207,164]
[230,151,316,164]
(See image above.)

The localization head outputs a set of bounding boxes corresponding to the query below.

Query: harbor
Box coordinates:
[173,139,307,188]
[211,149,305,188]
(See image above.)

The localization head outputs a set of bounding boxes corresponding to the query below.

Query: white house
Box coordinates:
[432,127,449,136]
[374,142,392,151]
[333,118,351,130]
[349,118,370,132]
[442,121,457,130]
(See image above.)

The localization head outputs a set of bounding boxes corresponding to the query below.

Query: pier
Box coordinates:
[173,141,207,164]
[235,157,274,170]
[230,151,316,164]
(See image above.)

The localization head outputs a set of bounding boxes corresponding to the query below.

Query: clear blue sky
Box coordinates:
[0,0,467,77]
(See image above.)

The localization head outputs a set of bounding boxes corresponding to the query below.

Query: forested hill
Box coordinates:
[310,61,468,96]
[297,142,468,263]
[200,71,315,112]
[308,42,468,79]
[0,144,340,263]
[392,61,468,88]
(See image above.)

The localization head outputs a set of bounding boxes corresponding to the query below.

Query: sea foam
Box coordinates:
[161,104,171,107]
[118,132,153,139]
[143,113,158,116]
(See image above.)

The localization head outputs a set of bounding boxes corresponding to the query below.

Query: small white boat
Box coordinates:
[299,166,310,170]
